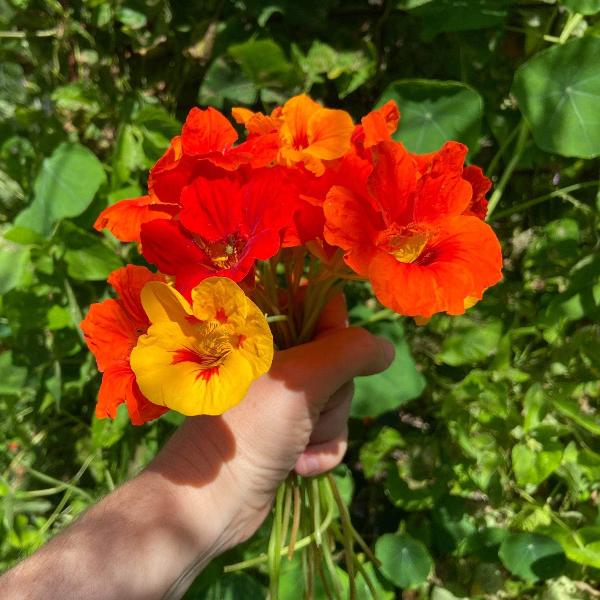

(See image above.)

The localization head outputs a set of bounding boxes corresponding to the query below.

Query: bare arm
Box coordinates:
[1,301,394,600]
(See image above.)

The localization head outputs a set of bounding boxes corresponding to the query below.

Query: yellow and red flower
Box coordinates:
[80,265,168,425]
[130,277,273,415]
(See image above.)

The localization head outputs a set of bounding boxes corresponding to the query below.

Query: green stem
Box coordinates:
[486,121,529,220]
[492,180,599,219]
[326,480,356,599]
[267,484,285,600]
[486,123,521,180]
[559,12,583,44]
[224,485,336,573]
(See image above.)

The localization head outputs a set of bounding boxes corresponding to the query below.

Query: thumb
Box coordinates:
[270,326,395,400]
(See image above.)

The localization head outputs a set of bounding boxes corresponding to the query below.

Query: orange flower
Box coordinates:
[351,100,400,153]
[80,265,168,425]
[233,94,354,176]
[324,140,502,318]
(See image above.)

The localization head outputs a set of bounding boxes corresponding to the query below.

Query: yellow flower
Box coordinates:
[130,277,273,416]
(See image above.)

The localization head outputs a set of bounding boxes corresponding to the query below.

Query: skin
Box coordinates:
[0,296,394,600]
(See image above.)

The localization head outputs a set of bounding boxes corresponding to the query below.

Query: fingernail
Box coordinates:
[300,454,320,476]
[377,336,395,365]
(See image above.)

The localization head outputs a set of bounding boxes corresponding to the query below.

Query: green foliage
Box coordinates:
[1,1,600,598]
[378,80,483,152]
[512,37,600,158]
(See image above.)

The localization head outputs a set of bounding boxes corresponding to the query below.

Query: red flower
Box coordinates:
[140,169,296,297]
[80,265,168,425]
[94,106,270,243]
[324,140,502,318]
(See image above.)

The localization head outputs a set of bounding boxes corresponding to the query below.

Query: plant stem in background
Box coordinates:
[486,121,529,220]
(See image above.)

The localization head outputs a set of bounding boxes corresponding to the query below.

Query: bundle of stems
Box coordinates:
[224,249,382,599]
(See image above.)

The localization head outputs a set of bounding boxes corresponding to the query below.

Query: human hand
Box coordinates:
[150,296,394,552]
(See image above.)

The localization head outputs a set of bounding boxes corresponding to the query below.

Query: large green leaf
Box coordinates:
[498,533,565,582]
[15,143,106,234]
[351,320,426,418]
[512,36,600,158]
[0,235,30,294]
[229,38,297,89]
[375,532,433,589]
[561,0,600,14]
[199,57,258,108]
[377,79,483,153]
[59,224,122,281]
[405,0,511,39]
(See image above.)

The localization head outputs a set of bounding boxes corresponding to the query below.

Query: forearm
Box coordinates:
[1,419,251,600]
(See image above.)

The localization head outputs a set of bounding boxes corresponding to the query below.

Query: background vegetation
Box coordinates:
[1,0,600,597]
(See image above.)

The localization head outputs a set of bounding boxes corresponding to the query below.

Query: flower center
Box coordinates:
[171,323,234,381]
[195,234,246,270]
[378,225,431,264]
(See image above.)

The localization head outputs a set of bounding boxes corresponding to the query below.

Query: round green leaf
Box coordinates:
[512,36,600,158]
[512,440,563,487]
[375,533,433,589]
[499,533,566,582]
[351,321,425,418]
[562,0,600,14]
[15,142,106,234]
[377,79,483,153]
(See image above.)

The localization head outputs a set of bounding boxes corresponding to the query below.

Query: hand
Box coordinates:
[0,297,394,600]
[152,295,395,558]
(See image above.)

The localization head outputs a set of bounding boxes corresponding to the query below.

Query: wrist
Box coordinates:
[146,416,271,558]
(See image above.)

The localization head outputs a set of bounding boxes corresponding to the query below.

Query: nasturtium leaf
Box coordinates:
[554,526,600,568]
[187,572,266,600]
[199,57,258,108]
[63,237,122,281]
[405,0,511,39]
[431,588,468,600]
[512,440,563,487]
[375,532,433,589]
[359,426,405,479]
[377,79,483,153]
[352,321,425,418]
[460,527,508,561]
[15,143,106,234]
[437,319,502,366]
[280,555,349,599]
[229,38,297,89]
[0,351,27,396]
[562,0,600,14]
[498,533,566,582]
[0,235,30,294]
[512,37,600,158]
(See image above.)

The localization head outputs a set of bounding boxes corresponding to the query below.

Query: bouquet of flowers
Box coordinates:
[81,94,502,597]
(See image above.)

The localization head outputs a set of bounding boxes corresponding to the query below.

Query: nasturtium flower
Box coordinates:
[324,140,502,318]
[94,106,271,244]
[140,168,296,297]
[233,94,354,176]
[80,265,168,425]
[130,277,273,416]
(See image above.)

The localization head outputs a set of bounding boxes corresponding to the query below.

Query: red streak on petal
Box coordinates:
[171,348,221,382]
[236,334,246,349]
[215,308,227,323]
